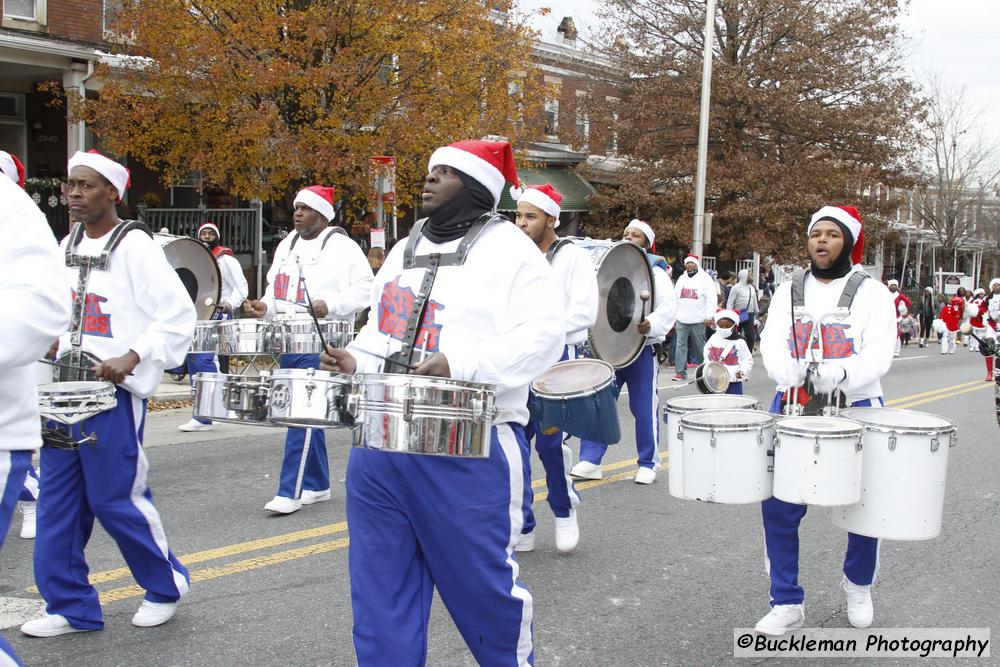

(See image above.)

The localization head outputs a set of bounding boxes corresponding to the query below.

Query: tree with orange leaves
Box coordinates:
[76,1,545,217]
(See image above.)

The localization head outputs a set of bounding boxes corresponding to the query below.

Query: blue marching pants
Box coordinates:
[276,354,329,499]
[761,393,881,606]
[579,345,661,470]
[186,352,220,424]
[34,387,190,629]
[0,450,31,665]
[18,466,39,502]
[346,423,534,667]
[726,381,744,395]
[521,346,580,535]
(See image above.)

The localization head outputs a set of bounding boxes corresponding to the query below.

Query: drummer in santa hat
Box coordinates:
[756,205,896,636]
[572,219,677,485]
[243,184,373,515]
[511,182,598,554]
[177,221,250,432]
[319,139,564,666]
[702,309,752,394]
[886,279,911,357]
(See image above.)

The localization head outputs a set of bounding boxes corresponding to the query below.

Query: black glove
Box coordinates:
[979,339,997,357]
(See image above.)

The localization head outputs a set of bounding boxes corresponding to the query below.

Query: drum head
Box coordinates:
[666,394,757,412]
[776,416,863,435]
[682,408,773,429]
[840,407,953,432]
[155,235,222,319]
[696,361,730,394]
[531,359,614,397]
[590,241,653,368]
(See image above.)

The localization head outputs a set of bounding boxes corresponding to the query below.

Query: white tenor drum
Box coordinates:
[773,416,864,506]
[663,394,759,499]
[348,374,497,458]
[832,408,956,540]
[266,368,354,428]
[680,409,775,504]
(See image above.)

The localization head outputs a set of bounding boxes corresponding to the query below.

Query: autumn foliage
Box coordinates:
[76,0,545,215]
[588,0,922,262]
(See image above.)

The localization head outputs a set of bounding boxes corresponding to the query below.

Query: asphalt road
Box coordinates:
[1,343,997,666]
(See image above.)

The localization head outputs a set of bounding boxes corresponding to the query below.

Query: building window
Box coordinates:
[104,0,124,34]
[0,93,26,172]
[574,91,589,149]
[4,0,37,20]
[543,76,561,139]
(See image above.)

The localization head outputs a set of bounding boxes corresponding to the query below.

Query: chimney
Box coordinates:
[557,17,578,45]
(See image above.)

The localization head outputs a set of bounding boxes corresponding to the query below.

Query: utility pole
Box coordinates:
[692,0,716,256]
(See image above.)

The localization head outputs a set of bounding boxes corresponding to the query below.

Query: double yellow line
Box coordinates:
[28,376,991,604]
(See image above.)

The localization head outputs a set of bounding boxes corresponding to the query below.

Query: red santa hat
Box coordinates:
[294,185,336,222]
[887,279,899,288]
[625,219,655,247]
[0,151,25,188]
[197,222,221,239]
[808,205,865,265]
[510,183,562,226]
[683,253,701,268]
[428,140,519,206]
[715,309,740,326]
[68,150,130,201]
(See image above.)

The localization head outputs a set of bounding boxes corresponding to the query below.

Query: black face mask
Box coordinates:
[810,219,855,280]
[421,171,494,244]
[686,269,697,277]
[203,237,220,250]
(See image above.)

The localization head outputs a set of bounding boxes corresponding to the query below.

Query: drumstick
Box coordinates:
[294,259,329,352]
[39,358,134,376]
[639,290,651,323]
[327,346,418,372]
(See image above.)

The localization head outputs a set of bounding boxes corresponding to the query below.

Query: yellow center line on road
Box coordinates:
[30,376,988,602]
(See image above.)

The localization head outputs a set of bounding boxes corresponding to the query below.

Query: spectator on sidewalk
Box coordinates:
[672,254,716,381]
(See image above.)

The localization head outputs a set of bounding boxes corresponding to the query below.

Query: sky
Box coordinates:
[514,0,1000,131]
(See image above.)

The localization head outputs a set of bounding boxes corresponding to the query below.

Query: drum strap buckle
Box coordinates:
[930,436,940,453]
[888,434,897,452]
[813,435,821,455]
[709,430,717,448]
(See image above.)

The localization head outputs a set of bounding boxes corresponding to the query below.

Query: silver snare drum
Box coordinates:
[349,374,497,458]
[191,320,222,353]
[192,372,274,425]
[266,368,354,428]
[38,381,117,425]
[218,319,272,355]
[267,315,354,355]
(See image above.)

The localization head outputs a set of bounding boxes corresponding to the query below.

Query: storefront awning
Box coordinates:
[497,166,597,212]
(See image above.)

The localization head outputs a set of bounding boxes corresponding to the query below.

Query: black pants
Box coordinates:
[742,313,756,353]
[919,316,933,340]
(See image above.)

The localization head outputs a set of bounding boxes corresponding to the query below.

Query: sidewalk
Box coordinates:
[151,375,193,404]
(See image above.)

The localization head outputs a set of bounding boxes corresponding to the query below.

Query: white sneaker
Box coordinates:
[19,501,36,539]
[263,496,301,514]
[514,531,535,553]
[300,489,331,505]
[841,576,874,628]
[178,419,213,432]
[132,600,179,628]
[21,613,90,637]
[754,604,805,636]
[554,512,580,553]
[570,461,603,480]
[634,467,657,485]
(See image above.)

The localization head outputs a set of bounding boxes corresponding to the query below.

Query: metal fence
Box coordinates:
[139,206,261,255]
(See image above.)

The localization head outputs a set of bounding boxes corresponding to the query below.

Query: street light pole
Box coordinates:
[692,0,716,257]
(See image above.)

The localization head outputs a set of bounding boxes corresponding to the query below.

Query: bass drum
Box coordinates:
[575,239,654,368]
[154,233,221,320]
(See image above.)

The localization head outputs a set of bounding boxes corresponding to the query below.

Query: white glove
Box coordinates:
[811,363,846,394]
[774,360,807,388]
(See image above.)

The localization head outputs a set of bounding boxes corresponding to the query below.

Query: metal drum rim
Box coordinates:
[530,358,616,399]
[680,408,775,430]
[665,395,759,414]
[775,416,864,438]
[354,372,497,394]
[839,407,956,434]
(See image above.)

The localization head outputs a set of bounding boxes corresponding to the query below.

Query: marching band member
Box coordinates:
[320,139,563,666]
[512,183,598,553]
[243,185,372,514]
[703,309,752,395]
[887,279,911,357]
[177,222,249,432]
[1,150,45,540]
[968,288,989,356]
[0,163,70,663]
[572,220,677,484]
[939,294,962,355]
[22,151,195,637]
[756,205,895,636]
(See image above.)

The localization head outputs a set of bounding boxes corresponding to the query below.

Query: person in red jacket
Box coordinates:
[939,296,962,354]
[887,280,912,357]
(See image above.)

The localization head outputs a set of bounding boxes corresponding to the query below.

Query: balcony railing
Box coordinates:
[138,206,261,256]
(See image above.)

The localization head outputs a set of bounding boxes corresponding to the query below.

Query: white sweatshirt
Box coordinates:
[760,269,896,404]
[549,241,598,345]
[0,179,72,451]
[218,253,249,311]
[674,268,717,324]
[260,229,373,319]
[349,221,565,425]
[58,224,196,399]
[703,331,753,382]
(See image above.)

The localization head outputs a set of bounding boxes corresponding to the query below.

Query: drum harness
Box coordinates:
[784,267,868,416]
[276,226,348,315]
[45,220,152,449]
[383,213,500,374]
